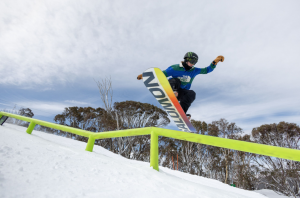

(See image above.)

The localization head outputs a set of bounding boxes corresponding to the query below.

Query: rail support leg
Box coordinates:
[150,130,159,171]
[86,137,95,152]
[26,122,36,134]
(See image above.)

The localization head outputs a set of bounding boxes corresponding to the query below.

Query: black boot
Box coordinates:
[168,78,181,98]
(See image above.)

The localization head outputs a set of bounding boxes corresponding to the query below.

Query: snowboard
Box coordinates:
[142,68,196,132]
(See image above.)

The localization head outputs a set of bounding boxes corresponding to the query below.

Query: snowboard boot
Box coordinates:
[169,78,181,98]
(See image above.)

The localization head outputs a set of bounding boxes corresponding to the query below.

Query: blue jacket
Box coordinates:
[163,62,216,90]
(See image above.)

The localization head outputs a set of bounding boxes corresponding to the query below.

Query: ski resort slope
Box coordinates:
[0,124,283,198]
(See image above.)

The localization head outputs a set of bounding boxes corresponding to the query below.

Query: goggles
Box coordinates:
[186,58,198,65]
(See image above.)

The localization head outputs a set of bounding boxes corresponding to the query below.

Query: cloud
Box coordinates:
[1,0,299,133]
[189,93,300,133]
[64,100,90,105]
[14,101,67,115]
[0,102,12,107]
[1,0,298,89]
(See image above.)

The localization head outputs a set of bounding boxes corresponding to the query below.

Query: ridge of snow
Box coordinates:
[0,123,284,198]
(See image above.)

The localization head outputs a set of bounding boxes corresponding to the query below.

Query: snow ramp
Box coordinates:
[0,124,269,198]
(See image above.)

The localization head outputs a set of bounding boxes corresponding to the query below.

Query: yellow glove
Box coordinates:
[137,74,143,80]
[213,55,225,65]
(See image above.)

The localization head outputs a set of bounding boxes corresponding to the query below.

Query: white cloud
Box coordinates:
[189,94,300,134]
[1,0,300,133]
[15,101,67,115]
[64,100,90,105]
[0,102,11,107]
[1,0,298,89]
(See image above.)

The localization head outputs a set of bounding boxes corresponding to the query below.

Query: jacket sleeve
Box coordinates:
[162,66,173,77]
[197,63,216,75]
[162,70,168,77]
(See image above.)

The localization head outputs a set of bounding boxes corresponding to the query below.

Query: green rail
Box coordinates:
[1,111,300,171]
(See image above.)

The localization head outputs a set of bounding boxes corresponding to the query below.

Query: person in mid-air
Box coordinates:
[137,52,224,120]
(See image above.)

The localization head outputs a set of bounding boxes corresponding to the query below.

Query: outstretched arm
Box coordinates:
[198,55,225,74]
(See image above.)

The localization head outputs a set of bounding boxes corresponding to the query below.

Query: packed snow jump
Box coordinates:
[137,52,224,132]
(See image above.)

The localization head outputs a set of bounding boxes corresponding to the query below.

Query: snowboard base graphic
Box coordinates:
[143,68,196,132]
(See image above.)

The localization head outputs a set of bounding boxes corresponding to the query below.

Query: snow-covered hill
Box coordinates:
[0,124,287,198]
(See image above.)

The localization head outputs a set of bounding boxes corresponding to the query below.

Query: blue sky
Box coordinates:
[1,0,300,134]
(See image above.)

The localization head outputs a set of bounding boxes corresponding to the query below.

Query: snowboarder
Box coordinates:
[137,52,224,120]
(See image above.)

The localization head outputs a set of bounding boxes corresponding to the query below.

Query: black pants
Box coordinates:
[168,78,196,114]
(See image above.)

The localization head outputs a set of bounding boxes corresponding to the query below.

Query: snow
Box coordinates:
[255,190,289,198]
[0,123,288,198]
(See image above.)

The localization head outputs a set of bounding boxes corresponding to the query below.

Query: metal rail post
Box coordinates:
[150,130,159,171]
[26,122,36,134]
[86,136,96,152]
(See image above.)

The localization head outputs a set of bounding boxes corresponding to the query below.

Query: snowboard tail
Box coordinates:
[143,68,196,132]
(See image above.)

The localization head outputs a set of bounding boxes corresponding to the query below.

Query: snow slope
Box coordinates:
[0,123,284,198]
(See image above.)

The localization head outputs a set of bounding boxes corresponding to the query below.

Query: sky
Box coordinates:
[0,0,300,134]
[0,123,286,198]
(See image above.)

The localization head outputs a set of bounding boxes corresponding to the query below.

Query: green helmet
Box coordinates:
[184,52,198,65]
